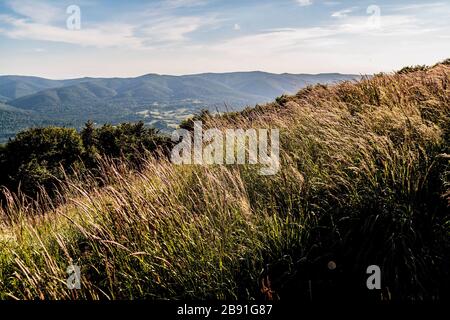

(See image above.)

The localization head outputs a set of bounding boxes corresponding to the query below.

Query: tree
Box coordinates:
[0,122,173,198]
[179,109,211,131]
[1,127,84,195]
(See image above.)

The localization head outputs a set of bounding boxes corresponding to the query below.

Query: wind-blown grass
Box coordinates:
[0,62,449,300]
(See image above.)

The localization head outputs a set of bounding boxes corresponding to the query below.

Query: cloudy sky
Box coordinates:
[0,0,449,78]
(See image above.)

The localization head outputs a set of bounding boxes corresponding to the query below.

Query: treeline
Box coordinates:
[0,121,172,197]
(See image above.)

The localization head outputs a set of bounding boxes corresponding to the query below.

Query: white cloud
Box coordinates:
[210,11,446,57]
[7,0,62,23]
[0,1,219,49]
[389,2,447,12]
[331,8,355,18]
[233,23,241,31]
[0,14,219,48]
[0,16,143,48]
[324,1,341,5]
[140,16,218,44]
[0,1,143,48]
[296,0,313,7]
[164,0,208,8]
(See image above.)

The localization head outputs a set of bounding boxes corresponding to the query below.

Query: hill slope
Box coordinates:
[0,76,66,101]
[0,63,448,300]
[8,72,359,111]
[0,102,68,142]
[0,72,358,142]
[7,72,357,111]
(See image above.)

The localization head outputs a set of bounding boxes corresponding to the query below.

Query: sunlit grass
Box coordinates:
[0,62,449,300]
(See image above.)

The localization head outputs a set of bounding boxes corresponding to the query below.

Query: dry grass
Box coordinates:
[0,63,449,300]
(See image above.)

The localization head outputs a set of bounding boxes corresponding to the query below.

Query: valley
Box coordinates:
[0,72,359,142]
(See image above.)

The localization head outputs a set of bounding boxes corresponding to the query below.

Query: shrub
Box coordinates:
[0,122,172,198]
[0,127,84,195]
[396,65,429,74]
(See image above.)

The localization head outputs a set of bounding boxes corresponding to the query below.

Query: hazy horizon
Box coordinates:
[1,0,449,78]
[0,69,363,81]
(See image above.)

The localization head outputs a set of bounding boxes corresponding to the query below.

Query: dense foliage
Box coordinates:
[0,122,171,197]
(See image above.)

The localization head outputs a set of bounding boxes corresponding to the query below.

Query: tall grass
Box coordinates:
[0,63,449,300]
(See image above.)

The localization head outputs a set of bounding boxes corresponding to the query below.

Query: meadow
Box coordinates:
[0,61,449,300]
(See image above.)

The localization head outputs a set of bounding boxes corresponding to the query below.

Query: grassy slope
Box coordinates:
[0,63,449,300]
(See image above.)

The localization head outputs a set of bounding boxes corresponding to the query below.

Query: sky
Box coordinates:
[0,0,449,78]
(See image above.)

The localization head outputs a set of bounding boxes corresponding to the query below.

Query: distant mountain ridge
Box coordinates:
[0,71,359,142]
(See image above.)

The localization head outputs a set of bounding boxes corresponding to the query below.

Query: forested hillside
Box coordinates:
[0,72,358,142]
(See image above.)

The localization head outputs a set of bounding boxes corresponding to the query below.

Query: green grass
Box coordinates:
[0,62,449,300]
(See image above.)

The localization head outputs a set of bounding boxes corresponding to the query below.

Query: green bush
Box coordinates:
[0,122,172,197]
[0,127,84,195]
[82,121,171,162]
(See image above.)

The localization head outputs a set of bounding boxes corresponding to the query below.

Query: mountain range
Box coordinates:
[0,72,359,143]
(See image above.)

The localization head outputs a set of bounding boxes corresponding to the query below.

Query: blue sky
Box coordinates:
[0,0,449,78]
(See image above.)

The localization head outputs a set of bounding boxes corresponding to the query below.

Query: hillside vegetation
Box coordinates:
[0,122,171,197]
[0,72,357,142]
[0,62,449,300]
[0,102,70,142]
